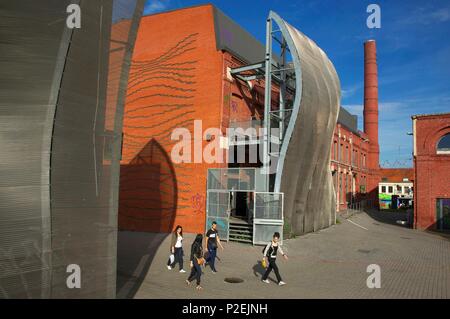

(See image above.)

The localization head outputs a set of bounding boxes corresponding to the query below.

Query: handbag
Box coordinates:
[196,257,206,265]
[261,258,267,269]
[169,253,175,264]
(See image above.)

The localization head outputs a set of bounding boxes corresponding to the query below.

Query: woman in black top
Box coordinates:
[262,232,288,286]
[186,234,204,290]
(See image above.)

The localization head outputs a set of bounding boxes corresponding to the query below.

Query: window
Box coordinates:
[334,141,337,160]
[381,186,386,193]
[346,146,349,164]
[397,185,402,193]
[437,133,450,154]
[388,186,393,193]
[340,144,343,162]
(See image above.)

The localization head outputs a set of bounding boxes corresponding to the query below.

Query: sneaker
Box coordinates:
[262,279,270,284]
[278,281,286,286]
[179,269,186,273]
[167,266,172,270]
[196,285,203,290]
[185,280,190,286]
[211,270,217,274]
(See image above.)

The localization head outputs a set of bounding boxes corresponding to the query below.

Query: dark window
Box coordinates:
[437,133,450,154]
[381,186,386,193]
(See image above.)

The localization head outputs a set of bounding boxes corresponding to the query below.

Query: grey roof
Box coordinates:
[337,107,359,134]
[212,6,280,64]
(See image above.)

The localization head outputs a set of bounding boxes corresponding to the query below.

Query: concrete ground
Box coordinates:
[116,211,450,299]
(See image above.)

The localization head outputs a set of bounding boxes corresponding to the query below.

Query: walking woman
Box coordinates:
[261,232,288,286]
[186,234,204,290]
[167,225,186,273]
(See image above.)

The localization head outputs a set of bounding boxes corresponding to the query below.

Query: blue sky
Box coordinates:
[143,0,450,167]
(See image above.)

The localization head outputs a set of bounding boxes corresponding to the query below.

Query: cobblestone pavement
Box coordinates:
[116,211,450,299]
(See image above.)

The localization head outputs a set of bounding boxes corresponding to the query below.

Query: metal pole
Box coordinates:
[263,17,272,192]
[279,36,287,141]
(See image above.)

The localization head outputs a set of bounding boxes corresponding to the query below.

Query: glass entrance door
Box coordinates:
[436,198,450,230]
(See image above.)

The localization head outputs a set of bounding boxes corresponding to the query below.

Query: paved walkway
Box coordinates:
[117,211,450,299]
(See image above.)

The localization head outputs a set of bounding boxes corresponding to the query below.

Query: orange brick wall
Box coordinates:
[119,5,226,234]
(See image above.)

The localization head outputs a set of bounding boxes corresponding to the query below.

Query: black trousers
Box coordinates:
[262,258,282,283]
[187,258,201,285]
[167,247,183,270]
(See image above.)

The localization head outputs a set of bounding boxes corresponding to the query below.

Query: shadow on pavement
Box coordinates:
[424,229,450,242]
[253,260,280,283]
[364,208,411,228]
[116,231,169,298]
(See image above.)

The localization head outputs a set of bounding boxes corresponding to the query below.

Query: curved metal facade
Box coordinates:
[0,0,144,298]
[271,12,341,235]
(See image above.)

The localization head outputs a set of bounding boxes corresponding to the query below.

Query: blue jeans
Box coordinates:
[187,258,201,285]
[206,246,217,271]
[167,247,183,270]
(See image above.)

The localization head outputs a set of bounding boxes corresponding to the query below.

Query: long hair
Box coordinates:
[174,225,183,237]
[192,233,203,249]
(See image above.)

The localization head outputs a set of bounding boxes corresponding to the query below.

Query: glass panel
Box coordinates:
[254,193,283,220]
[437,134,450,153]
[253,224,283,245]
[207,168,257,191]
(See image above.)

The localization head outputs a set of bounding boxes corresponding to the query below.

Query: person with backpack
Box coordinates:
[261,232,288,286]
[186,234,205,290]
[167,225,186,273]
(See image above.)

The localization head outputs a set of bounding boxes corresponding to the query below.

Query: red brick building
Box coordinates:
[330,112,370,212]
[412,113,450,230]
[118,4,387,234]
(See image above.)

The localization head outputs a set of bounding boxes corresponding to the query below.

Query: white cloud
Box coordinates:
[144,0,169,14]
[400,7,450,25]
[341,84,362,98]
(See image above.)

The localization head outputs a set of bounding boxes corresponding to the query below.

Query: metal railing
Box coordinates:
[346,199,377,212]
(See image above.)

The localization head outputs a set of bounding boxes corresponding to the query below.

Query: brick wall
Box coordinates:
[413,113,450,230]
[119,5,225,234]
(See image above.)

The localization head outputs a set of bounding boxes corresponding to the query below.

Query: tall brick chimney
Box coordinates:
[364,40,380,170]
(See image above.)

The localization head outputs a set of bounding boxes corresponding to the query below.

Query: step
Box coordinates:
[229,224,253,230]
[229,237,253,244]
[229,229,253,235]
[229,233,252,240]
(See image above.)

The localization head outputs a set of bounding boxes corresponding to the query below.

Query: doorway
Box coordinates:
[436,198,450,230]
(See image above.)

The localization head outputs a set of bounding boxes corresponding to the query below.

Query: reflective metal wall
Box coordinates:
[0,0,144,298]
[271,12,341,235]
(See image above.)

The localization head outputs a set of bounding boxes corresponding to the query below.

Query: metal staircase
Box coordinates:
[228,220,253,244]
